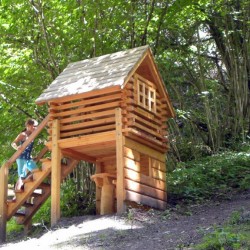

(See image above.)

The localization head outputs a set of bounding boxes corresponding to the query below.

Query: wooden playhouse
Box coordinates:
[0,45,174,241]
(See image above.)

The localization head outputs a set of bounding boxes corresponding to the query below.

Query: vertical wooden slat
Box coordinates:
[115,108,126,214]
[51,119,61,227]
[0,163,8,243]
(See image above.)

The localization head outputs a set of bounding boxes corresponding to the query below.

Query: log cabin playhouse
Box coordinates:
[0,45,174,241]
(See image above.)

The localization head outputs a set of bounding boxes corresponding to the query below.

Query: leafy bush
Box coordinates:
[60,178,96,217]
[167,151,250,203]
[195,210,250,250]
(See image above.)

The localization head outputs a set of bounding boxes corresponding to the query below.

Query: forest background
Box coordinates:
[0,0,249,227]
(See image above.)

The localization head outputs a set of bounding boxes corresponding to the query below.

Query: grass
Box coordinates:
[195,210,250,249]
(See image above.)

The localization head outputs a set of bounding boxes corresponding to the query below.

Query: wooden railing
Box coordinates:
[0,114,49,242]
[3,115,50,168]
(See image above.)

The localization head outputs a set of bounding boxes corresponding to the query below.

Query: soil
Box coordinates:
[1,189,250,250]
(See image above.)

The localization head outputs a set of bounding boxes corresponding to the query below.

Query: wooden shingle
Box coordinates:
[36,45,150,104]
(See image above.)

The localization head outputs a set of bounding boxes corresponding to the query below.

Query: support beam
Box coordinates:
[95,162,102,214]
[0,163,8,243]
[51,119,61,227]
[115,108,126,214]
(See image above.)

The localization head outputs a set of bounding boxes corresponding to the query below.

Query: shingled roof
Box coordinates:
[35,45,167,105]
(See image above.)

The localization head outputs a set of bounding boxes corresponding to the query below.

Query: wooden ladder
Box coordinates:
[7,157,79,227]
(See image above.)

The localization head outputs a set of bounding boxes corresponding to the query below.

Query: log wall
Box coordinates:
[123,138,167,210]
[48,86,122,139]
[123,74,169,147]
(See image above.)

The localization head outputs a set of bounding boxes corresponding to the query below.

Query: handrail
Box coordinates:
[3,114,50,169]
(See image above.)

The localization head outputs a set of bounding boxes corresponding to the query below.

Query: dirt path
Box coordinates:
[1,189,250,250]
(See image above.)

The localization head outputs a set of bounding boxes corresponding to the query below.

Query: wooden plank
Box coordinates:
[58,124,116,138]
[124,147,140,161]
[61,149,96,163]
[50,93,122,111]
[51,119,61,227]
[0,163,8,243]
[59,110,115,124]
[115,108,126,214]
[124,129,168,153]
[127,120,163,140]
[128,105,162,121]
[125,190,166,210]
[50,101,120,118]
[124,168,166,190]
[38,86,121,105]
[127,113,162,127]
[125,137,165,161]
[57,131,116,148]
[125,178,167,201]
[60,117,115,132]
[124,157,140,172]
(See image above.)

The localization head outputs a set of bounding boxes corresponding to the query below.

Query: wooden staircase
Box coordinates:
[7,157,79,227]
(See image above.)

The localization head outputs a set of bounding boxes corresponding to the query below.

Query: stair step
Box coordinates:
[40,158,51,162]
[31,192,42,197]
[23,202,33,208]
[38,183,51,189]
[15,210,25,217]
[22,174,33,183]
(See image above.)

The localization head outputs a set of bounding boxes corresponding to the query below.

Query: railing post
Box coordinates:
[51,119,61,227]
[0,163,8,243]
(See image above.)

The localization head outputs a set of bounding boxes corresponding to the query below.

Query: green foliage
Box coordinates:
[6,218,23,240]
[60,178,95,217]
[167,151,250,203]
[33,198,51,225]
[195,210,250,250]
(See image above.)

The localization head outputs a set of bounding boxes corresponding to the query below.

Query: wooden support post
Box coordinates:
[115,108,126,214]
[51,119,61,227]
[0,163,8,243]
[95,162,102,214]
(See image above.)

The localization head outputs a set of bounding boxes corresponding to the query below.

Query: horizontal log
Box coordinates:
[125,178,167,201]
[46,86,122,105]
[62,148,96,163]
[56,131,116,148]
[60,117,116,132]
[128,105,162,121]
[124,157,140,172]
[59,109,115,124]
[127,113,161,129]
[124,129,168,153]
[52,124,116,138]
[50,101,120,118]
[124,168,166,190]
[124,147,140,161]
[127,121,163,140]
[50,92,122,111]
[125,137,166,161]
[125,190,166,210]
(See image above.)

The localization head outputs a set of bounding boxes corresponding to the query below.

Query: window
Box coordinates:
[137,76,156,113]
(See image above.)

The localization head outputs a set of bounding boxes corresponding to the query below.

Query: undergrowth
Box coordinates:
[167,151,250,204]
[195,209,250,250]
